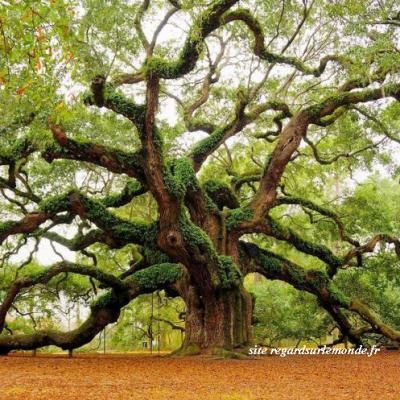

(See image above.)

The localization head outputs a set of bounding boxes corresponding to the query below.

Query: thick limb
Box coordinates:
[0,263,183,355]
[47,124,146,182]
[0,261,128,333]
[239,241,400,345]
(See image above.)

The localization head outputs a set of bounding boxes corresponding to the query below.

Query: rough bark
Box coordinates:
[173,281,252,356]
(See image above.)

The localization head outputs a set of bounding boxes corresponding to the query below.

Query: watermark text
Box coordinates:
[248,344,380,357]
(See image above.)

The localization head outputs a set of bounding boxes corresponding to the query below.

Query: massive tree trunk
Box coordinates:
[177,283,253,356]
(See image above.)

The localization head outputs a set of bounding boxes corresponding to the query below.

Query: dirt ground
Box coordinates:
[0,351,398,400]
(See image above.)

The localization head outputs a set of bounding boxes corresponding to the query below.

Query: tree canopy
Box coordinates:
[0,0,400,356]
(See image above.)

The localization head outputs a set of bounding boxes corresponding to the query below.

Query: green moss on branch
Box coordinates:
[39,193,70,214]
[328,282,350,307]
[101,181,145,208]
[202,180,239,210]
[225,207,253,231]
[84,82,146,129]
[217,255,241,289]
[80,196,151,245]
[239,241,330,295]
[144,0,239,79]
[129,263,182,292]
[42,135,145,181]
[0,138,33,164]
[190,127,228,166]
[163,158,198,199]
[90,291,120,310]
[268,218,344,270]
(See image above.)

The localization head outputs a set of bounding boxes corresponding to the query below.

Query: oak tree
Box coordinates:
[1,0,400,356]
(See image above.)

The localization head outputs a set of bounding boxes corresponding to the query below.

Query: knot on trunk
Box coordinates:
[166,231,180,247]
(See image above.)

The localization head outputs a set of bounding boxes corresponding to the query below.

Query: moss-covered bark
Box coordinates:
[2,1,400,357]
